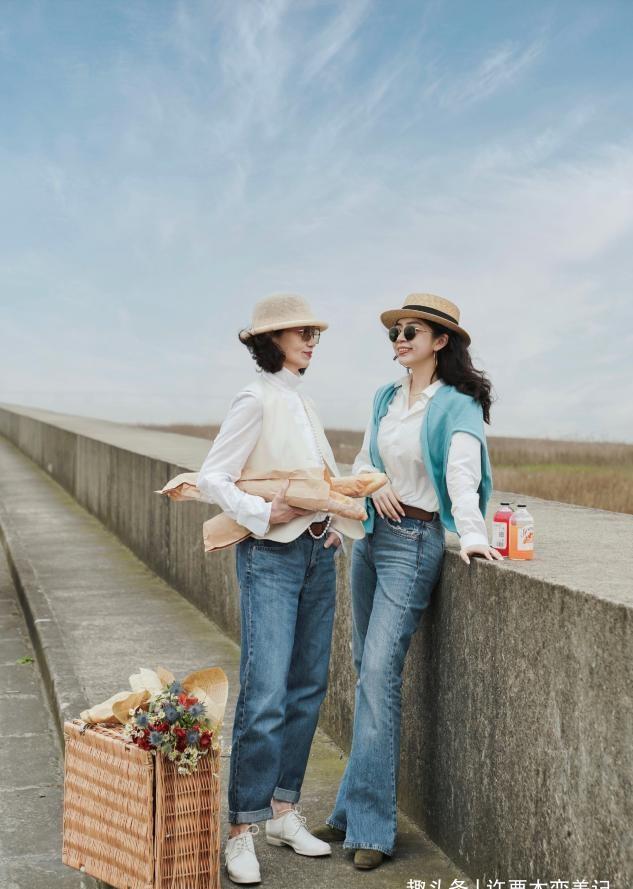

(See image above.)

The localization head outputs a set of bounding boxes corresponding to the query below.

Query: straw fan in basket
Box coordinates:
[62,666,227,889]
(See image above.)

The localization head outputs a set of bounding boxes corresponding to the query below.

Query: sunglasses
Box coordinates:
[292,327,321,343]
[388,324,429,342]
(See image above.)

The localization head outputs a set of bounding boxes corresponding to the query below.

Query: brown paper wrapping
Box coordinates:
[157,468,387,552]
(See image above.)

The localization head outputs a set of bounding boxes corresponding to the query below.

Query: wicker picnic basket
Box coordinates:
[62,719,221,889]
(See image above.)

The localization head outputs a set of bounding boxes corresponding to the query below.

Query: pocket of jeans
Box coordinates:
[323,541,342,558]
[384,517,420,540]
[250,538,288,551]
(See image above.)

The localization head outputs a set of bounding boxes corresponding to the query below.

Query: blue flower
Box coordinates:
[149,731,164,746]
[136,713,149,727]
[187,729,199,745]
[163,704,179,724]
[168,681,183,696]
[188,702,204,717]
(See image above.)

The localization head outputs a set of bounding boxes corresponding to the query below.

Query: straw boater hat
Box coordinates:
[239,293,328,342]
[380,293,471,345]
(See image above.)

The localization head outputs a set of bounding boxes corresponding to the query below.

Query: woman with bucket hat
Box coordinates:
[314,293,502,869]
[196,293,364,884]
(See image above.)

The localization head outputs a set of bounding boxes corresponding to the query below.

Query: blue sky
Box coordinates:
[2,0,632,441]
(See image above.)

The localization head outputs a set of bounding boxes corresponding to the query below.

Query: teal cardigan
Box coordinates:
[363,382,493,535]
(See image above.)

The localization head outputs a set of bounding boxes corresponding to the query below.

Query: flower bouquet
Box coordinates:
[123,679,218,775]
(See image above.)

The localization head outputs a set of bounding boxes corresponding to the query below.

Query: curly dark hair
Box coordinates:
[425,320,494,424]
[239,330,306,375]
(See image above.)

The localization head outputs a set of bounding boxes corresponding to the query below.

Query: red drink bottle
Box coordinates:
[492,502,513,557]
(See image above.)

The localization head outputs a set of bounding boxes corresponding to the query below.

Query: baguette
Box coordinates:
[330,472,387,498]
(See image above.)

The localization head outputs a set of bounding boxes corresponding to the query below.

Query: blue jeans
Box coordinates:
[327,513,445,855]
[228,530,339,823]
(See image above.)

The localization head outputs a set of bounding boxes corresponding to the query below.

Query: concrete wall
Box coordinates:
[1,403,631,885]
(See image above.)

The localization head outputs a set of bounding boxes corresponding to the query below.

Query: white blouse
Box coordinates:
[196,367,343,542]
[353,376,489,549]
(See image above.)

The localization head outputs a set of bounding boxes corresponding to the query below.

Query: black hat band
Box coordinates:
[402,304,458,325]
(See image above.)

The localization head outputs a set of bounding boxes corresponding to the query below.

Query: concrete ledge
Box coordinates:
[1,401,632,885]
[0,499,89,750]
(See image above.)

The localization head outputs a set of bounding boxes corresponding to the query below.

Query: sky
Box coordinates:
[1,0,632,442]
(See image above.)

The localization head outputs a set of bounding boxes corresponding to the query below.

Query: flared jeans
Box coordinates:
[327,512,445,855]
[228,530,339,823]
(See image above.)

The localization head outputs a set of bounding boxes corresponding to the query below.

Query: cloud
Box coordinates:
[434,36,546,108]
[1,1,632,442]
[304,0,371,79]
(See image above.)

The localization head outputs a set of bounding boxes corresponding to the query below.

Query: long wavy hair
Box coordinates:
[424,321,493,424]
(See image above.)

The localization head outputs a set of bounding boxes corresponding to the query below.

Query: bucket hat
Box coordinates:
[239,293,328,342]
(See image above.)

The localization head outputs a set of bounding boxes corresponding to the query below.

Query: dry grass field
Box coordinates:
[143,424,633,515]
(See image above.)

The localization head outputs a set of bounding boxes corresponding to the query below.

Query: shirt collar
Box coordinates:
[395,375,445,400]
[262,366,304,391]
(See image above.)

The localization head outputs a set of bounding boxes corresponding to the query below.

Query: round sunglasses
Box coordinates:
[292,327,321,343]
[388,324,429,342]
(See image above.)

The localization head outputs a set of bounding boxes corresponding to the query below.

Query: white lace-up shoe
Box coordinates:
[225,824,261,884]
[265,806,332,857]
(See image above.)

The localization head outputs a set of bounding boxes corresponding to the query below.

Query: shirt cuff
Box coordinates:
[236,499,272,537]
[459,531,490,550]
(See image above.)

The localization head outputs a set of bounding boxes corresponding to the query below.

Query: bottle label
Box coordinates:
[517,524,534,551]
[492,521,507,549]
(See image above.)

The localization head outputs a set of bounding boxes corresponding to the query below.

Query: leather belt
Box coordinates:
[397,501,437,522]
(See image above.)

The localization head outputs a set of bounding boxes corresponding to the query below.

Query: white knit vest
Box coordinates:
[243,376,365,543]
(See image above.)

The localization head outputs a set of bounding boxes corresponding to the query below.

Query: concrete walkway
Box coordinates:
[0,545,94,888]
[0,434,471,889]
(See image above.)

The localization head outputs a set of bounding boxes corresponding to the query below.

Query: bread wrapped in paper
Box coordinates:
[157,469,386,518]
[80,666,228,727]
[157,467,387,552]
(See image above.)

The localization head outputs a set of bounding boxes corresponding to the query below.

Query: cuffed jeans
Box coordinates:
[327,513,445,855]
[228,530,340,824]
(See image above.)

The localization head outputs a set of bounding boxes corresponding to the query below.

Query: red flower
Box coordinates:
[154,722,169,733]
[173,726,187,739]
[199,731,212,749]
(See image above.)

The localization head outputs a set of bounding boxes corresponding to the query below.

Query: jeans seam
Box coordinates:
[386,533,426,841]
[388,572,410,838]
[232,542,254,814]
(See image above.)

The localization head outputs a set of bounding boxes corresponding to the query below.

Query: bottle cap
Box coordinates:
[517,503,526,508]
[500,501,511,505]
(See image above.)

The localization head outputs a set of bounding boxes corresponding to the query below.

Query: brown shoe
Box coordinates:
[354,849,385,869]
[312,824,346,842]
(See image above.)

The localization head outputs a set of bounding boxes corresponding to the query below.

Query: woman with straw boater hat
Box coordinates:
[313,293,502,869]
[196,293,364,884]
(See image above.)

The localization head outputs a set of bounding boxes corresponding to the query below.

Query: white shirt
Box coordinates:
[353,376,489,549]
[197,367,344,542]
